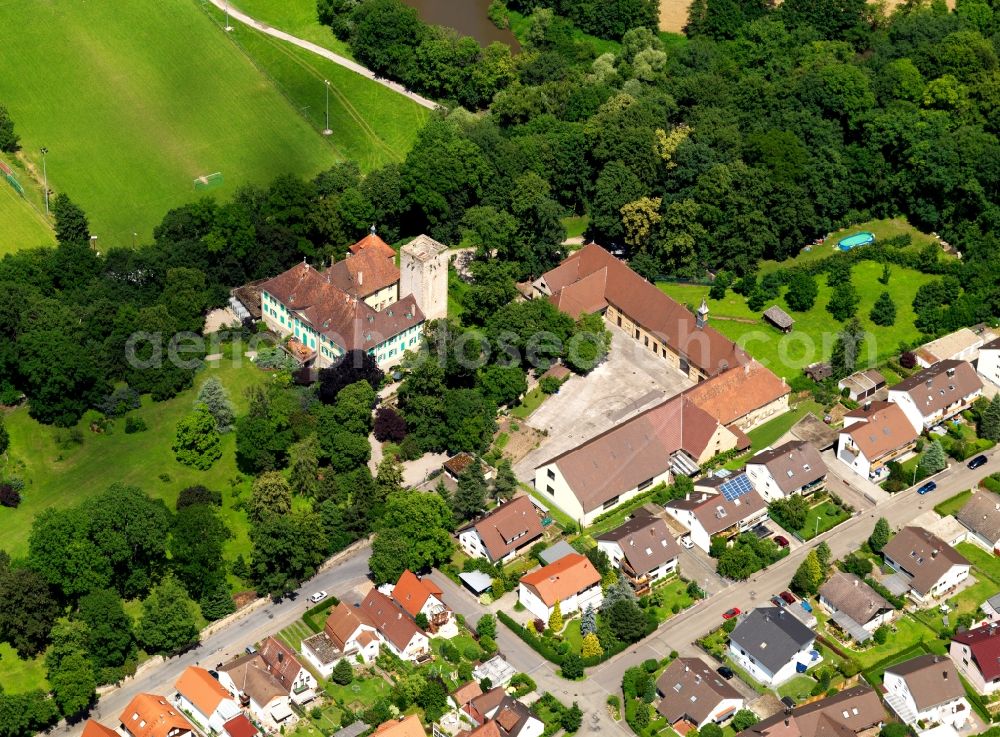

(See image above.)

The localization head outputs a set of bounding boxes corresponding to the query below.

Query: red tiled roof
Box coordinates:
[392,570,443,618]
[327,247,399,299]
[842,401,918,461]
[325,602,374,651]
[259,636,305,690]
[119,694,193,737]
[350,232,396,258]
[459,496,544,562]
[83,720,120,737]
[683,360,789,427]
[361,589,425,652]
[452,681,483,708]
[223,715,260,737]
[519,553,601,607]
[540,244,747,376]
[174,666,234,718]
[954,624,1000,681]
[373,715,427,737]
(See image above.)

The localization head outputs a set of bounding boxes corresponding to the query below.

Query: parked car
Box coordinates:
[780,591,796,604]
[918,481,937,495]
[968,455,988,470]
[770,595,787,608]
[717,666,735,680]
[681,536,694,549]
[800,600,813,613]
[781,696,796,710]
[774,535,789,548]
[245,645,257,655]
[722,607,741,620]
[308,590,328,604]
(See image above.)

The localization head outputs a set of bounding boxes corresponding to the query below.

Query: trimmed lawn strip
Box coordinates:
[799,500,850,541]
[723,402,824,470]
[935,490,973,518]
[511,386,548,419]
[957,542,1000,585]
[226,0,356,58]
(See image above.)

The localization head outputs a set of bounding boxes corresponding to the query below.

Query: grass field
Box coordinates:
[0,360,268,564]
[659,260,935,380]
[935,490,973,518]
[0,0,426,248]
[228,0,355,58]
[0,175,54,255]
[0,643,47,694]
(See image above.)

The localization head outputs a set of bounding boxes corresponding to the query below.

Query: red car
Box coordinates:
[774,535,789,548]
[722,607,741,620]
[780,591,796,604]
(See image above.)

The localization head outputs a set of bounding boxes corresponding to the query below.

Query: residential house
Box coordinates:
[218,653,293,724]
[301,602,381,677]
[888,360,983,433]
[881,527,971,605]
[951,623,1000,695]
[459,687,508,727]
[361,589,432,662]
[533,243,747,381]
[450,681,484,717]
[258,636,317,704]
[818,572,894,643]
[534,394,743,527]
[222,715,261,737]
[372,715,428,737]
[735,685,885,737]
[981,593,1000,624]
[744,440,827,503]
[457,496,544,564]
[956,490,1000,553]
[682,360,791,433]
[977,337,1000,387]
[838,370,886,402]
[484,698,544,737]
[517,553,603,621]
[727,607,816,687]
[174,666,240,733]
[655,657,744,730]
[915,328,991,368]
[386,569,457,637]
[837,401,919,482]
[664,489,769,553]
[82,720,122,737]
[883,655,970,728]
[596,511,680,594]
[119,694,195,737]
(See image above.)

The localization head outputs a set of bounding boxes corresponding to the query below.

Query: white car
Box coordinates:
[681,536,694,549]
[309,591,328,604]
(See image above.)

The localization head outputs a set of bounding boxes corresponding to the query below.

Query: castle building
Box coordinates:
[258,231,448,368]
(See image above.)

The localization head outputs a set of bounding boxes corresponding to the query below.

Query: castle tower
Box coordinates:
[400,234,449,321]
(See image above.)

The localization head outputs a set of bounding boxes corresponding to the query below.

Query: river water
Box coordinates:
[401,0,521,51]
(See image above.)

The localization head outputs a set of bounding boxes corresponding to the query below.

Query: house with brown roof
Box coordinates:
[745,440,827,503]
[533,394,742,526]
[881,527,970,605]
[735,685,885,737]
[460,687,509,727]
[534,244,747,381]
[385,569,456,637]
[82,720,122,737]
[258,636,316,704]
[888,360,983,433]
[450,682,484,714]
[883,655,970,728]
[218,652,294,724]
[361,589,431,662]
[837,401,919,482]
[664,488,768,553]
[596,511,680,594]
[655,657,744,730]
[951,623,1000,695]
[838,370,886,402]
[174,666,240,733]
[915,327,992,368]
[818,572,894,643]
[763,305,794,333]
[372,715,428,737]
[222,715,261,737]
[119,694,195,737]
[458,495,544,564]
[956,489,1000,553]
[682,360,791,433]
[302,601,382,677]
[517,553,602,621]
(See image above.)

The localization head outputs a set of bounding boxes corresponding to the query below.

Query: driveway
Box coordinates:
[678,546,729,596]
[514,326,694,481]
[821,449,889,507]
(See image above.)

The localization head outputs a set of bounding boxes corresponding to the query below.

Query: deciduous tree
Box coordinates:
[173,403,222,469]
[869,517,891,552]
[869,292,896,326]
[791,550,823,596]
[0,566,62,658]
[76,588,134,670]
[137,575,199,654]
[248,472,292,526]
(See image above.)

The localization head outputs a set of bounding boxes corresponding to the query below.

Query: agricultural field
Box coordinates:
[659,260,937,380]
[0,0,426,248]
[0,359,268,565]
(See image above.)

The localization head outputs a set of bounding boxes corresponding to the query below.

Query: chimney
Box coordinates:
[358,270,364,286]
[686,493,690,501]
[854,579,859,587]
[277,651,284,662]
[932,549,939,558]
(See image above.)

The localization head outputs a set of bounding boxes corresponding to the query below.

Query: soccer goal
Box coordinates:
[193,172,224,190]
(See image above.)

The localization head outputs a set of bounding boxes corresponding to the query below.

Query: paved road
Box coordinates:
[205,0,440,110]
[74,546,373,736]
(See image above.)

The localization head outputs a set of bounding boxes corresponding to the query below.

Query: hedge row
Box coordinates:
[863,576,907,611]
[303,596,341,633]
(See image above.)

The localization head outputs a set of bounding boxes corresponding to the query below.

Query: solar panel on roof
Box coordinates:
[720,473,753,501]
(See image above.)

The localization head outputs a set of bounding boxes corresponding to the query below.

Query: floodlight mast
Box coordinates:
[322,80,332,136]
[40,147,49,215]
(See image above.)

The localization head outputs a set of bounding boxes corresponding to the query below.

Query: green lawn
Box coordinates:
[957,542,1000,585]
[0,0,420,246]
[1,361,267,564]
[218,13,431,172]
[652,578,694,621]
[325,675,390,709]
[845,614,943,669]
[509,10,621,55]
[278,620,317,652]
[935,490,973,518]
[777,675,818,701]
[799,500,850,540]
[561,215,589,240]
[511,385,549,419]
[0,168,54,255]
[722,401,824,470]
[0,643,47,694]
[660,261,936,380]
[228,0,355,58]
